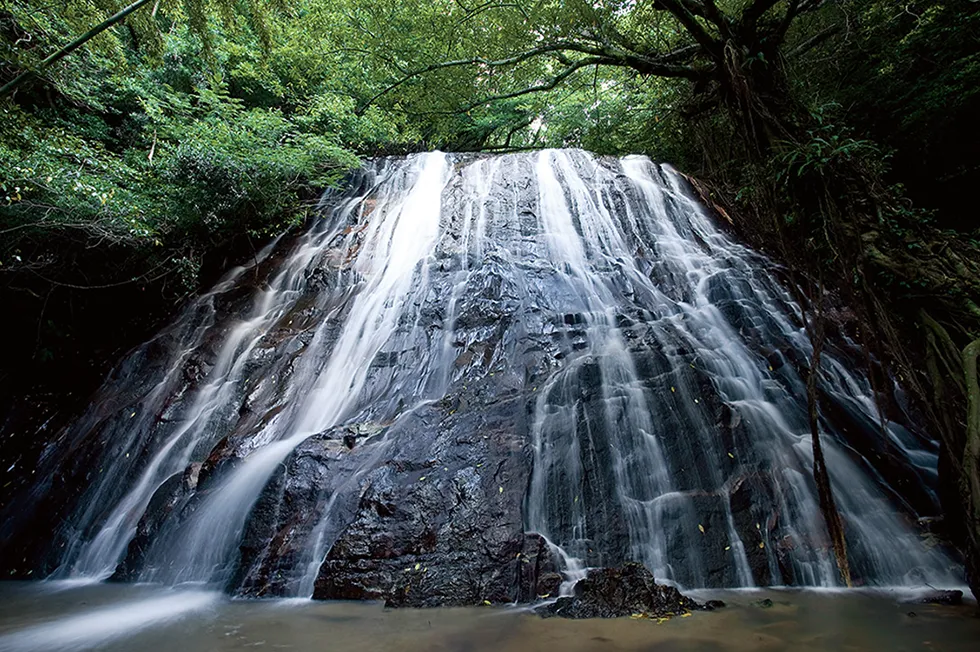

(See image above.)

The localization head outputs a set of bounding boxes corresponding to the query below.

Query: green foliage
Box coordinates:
[775,106,878,185]
[0,72,357,277]
[0,2,394,289]
[2,0,979,596]
[533,74,688,157]
[2,0,979,387]
[794,0,980,229]
[0,0,409,395]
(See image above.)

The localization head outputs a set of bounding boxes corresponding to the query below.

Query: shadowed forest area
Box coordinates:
[1,0,979,600]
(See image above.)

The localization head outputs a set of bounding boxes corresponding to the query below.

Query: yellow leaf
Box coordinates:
[670,386,675,392]
[724,546,731,551]
[698,524,705,534]
[418,476,426,481]
[414,563,420,570]
[483,600,491,606]
[499,486,503,493]
[681,613,692,618]
[727,452,734,459]
[759,541,765,549]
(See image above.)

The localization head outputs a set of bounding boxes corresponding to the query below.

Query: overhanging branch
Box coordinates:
[775,0,832,46]
[453,56,617,113]
[1,0,155,98]
[652,0,722,56]
[358,40,705,113]
[455,54,707,114]
[357,42,609,112]
[788,24,841,57]
[741,0,783,30]
[663,0,730,31]
[688,0,731,36]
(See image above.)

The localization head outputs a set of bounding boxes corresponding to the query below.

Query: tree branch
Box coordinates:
[663,0,729,30]
[774,0,832,46]
[796,0,831,15]
[741,0,783,30]
[652,0,722,56]
[453,56,618,113]
[1,0,155,98]
[690,0,731,36]
[788,24,841,57]
[451,51,706,115]
[357,42,613,112]
[358,40,705,113]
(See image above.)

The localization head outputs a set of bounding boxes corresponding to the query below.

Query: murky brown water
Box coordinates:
[0,582,977,652]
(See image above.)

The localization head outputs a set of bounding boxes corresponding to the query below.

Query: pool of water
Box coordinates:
[0,582,977,652]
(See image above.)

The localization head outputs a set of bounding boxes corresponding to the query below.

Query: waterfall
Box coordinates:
[11,149,959,597]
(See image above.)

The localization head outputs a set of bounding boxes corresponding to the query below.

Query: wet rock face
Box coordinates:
[111,464,200,581]
[238,384,561,604]
[4,150,956,599]
[537,562,703,619]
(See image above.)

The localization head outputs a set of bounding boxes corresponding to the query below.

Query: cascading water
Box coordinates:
[4,149,959,601]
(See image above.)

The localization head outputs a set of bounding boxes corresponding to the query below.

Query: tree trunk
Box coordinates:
[963,338,980,600]
[806,308,853,586]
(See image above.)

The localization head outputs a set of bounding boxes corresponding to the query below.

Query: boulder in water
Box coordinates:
[537,562,704,618]
[909,590,963,606]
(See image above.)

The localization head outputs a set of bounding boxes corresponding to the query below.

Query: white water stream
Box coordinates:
[21,149,957,596]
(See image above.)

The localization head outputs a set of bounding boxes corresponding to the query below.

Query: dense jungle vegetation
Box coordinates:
[1,0,978,596]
